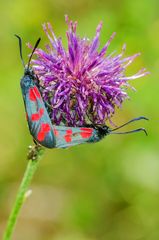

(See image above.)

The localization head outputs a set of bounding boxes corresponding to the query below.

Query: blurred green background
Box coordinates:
[0,0,159,239]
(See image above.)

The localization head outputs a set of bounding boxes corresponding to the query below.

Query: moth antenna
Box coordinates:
[27,38,41,70]
[110,128,148,136]
[111,116,148,132]
[15,34,25,68]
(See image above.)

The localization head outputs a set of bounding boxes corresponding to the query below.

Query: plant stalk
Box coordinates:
[3,144,43,240]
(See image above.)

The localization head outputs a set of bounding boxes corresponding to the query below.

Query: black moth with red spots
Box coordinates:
[16,36,148,149]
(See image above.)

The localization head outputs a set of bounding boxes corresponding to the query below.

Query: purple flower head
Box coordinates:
[30,16,148,127]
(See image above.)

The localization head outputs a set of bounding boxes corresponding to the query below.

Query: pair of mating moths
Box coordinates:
[16,36,148,149]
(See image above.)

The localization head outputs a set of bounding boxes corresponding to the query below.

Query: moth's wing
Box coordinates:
[52,125,95,148]
[24,86,55,148]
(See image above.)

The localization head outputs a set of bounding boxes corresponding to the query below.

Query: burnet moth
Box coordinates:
[15,35,56,148]
[16,36,148,149]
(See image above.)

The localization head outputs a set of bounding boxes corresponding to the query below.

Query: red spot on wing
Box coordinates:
[31,113,39,121]
[64,135,72,143]
[80,128,93,138]
[29,87,41,101]
[41,123,51,132]
[31,108,44,121]
[37,123,51,142]
[39,108,44,117]
[53,129,59,136]
[80,128,93,131]
[66,129,73,135]
[33,86,41,98]
[37,131,45,141]
[29,88,36,101]
[64,129,73,143]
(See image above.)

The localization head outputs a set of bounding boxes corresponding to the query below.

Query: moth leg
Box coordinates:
[43,101,53,110]
[33,138,38,145]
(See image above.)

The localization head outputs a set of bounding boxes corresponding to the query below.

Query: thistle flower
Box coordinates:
[31,15,148,127]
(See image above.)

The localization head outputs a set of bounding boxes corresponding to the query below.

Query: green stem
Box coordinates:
[3,144,43,240]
